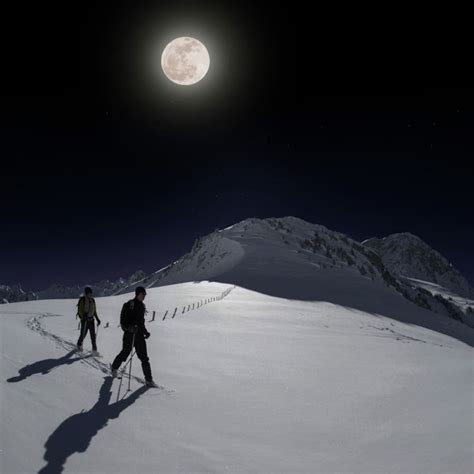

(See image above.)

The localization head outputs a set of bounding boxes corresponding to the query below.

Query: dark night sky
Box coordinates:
[1,2,473,290]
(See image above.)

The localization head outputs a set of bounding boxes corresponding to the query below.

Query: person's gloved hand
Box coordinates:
[96,319,101,326]
[144,330,151,339]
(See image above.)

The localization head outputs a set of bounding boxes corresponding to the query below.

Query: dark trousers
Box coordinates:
[77,318,97,350]
[111,332,152,381]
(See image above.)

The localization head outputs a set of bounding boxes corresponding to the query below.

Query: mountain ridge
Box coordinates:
[2,217,472,328]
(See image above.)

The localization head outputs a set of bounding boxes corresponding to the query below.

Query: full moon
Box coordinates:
[161,37,210,86]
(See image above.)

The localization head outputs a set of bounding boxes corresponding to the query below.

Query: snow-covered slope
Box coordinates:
[363,232,473,298]
[7,217,472,327]
[116,217,472,326]
[403,277,474,315]
[120,216,390,295]
[1,282,473,473]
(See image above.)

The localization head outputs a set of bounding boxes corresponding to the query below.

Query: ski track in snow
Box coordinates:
[18,285,236,394]
[365,323,439,345]
[25,312,175,394]
[2,282,473,473]
[17,285,235,393]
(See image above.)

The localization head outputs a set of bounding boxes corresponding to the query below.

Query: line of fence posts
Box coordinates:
[135,285,235,324]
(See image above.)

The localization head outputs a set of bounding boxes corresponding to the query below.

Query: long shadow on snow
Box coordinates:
[6,350,87,383]
[38,376,148,474]
[211,273,474,348]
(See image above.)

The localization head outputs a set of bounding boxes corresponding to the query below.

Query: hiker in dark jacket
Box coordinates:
[77,286,101,354]
[111,286,157,387]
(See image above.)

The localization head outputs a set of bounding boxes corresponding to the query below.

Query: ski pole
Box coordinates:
[120,346,136,375]
[121,350,136,371]
[128,331,136,391]
[116,347,136,403]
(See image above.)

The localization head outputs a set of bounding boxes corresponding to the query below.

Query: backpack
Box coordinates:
[76,296,85,319]
[76,296,95,319]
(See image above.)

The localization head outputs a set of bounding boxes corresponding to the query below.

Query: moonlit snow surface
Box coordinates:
[1,282,473,473]
[161,36,210,85]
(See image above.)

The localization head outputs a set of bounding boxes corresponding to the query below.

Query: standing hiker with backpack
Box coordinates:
[111,286,157,387]
[76,286,101,356]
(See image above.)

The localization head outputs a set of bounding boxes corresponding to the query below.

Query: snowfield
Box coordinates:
[1,281,473,473]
